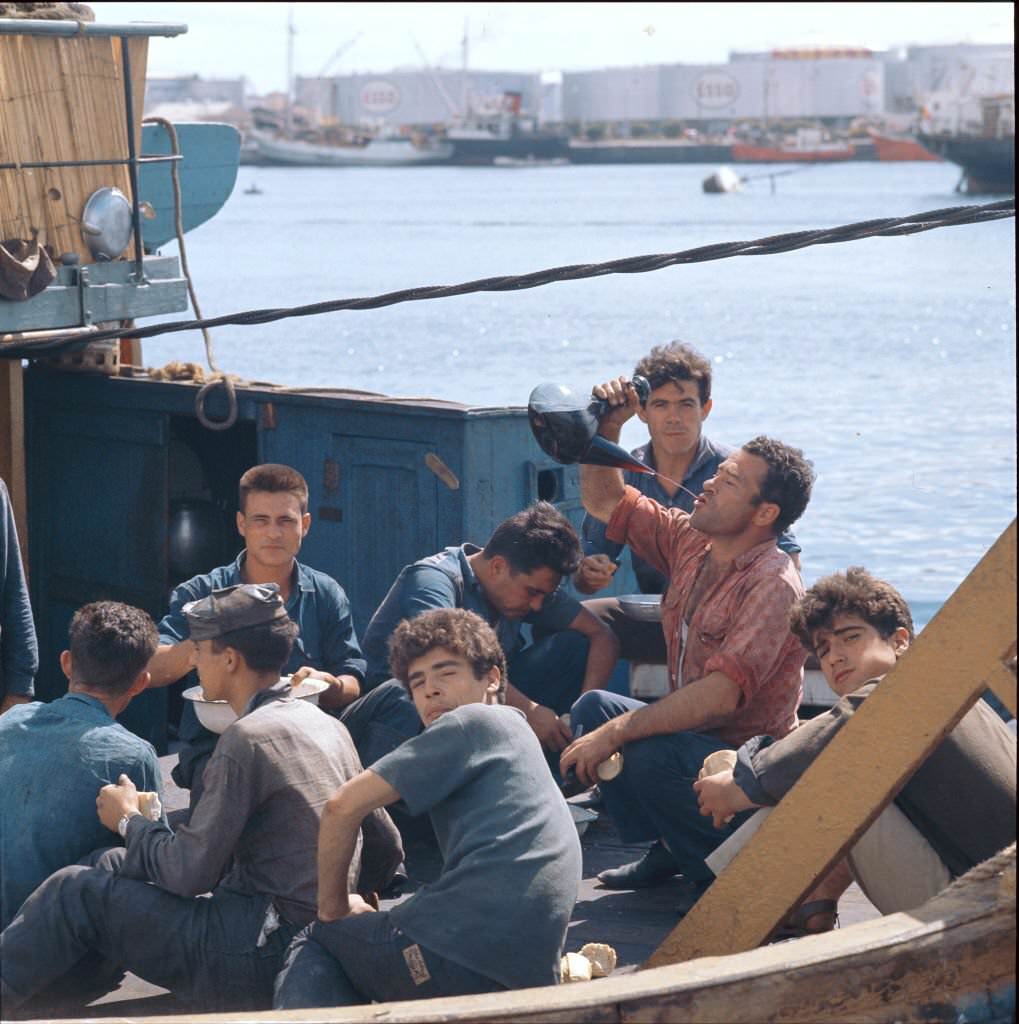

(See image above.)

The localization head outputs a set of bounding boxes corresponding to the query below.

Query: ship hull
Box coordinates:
[247,129,453,167]
[567,141,734,164]
[917,134,1015,194]
[447,134,569,166]
[731,142,856,162]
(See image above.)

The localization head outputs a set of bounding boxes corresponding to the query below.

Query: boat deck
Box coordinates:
[14,753,881,1020]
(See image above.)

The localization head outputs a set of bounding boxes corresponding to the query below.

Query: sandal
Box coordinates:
[769,899,839,942]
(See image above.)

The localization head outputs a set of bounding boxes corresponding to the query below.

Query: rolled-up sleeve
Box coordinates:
[702,575,801,701]
[157,576,214,646]
[120,748,254,896]
[734,689,869,804]
[605,486,692,582]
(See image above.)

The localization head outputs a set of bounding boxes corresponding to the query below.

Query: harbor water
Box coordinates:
[142,160,1016,620]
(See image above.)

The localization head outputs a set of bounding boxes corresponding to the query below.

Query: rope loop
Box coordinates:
[194,373,238,431]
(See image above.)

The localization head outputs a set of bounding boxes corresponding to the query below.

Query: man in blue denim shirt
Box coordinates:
[0,601,162,929]
[146,465,366,808]
[346,502,619,764]
[576,343,800,662]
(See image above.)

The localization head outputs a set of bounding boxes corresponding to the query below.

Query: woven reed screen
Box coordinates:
[0,32,147,263]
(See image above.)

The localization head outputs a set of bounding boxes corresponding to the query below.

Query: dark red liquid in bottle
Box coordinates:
[582,434,655,475]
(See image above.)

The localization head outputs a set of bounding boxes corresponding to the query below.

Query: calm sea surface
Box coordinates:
[144,160,1016,621]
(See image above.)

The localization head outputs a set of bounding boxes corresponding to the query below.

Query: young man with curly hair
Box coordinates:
[695,567,1015,918]
[274,608,581,1010]
[575,342,800,662]
[565,378,814,894]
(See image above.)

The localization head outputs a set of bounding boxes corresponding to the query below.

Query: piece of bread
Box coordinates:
[579,942,617,977]
[560,951,593,983]
[700,748,737,780]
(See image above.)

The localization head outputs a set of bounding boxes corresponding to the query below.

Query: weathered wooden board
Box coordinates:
[52,845,1013,1023]
[647,519,1016,966]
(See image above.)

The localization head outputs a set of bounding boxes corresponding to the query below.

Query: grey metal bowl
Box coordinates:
[617,594,663,622]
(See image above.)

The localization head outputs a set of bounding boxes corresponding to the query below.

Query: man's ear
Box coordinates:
[301,511,311,537]
[222,646,242,674]
[60,649,72,681]
[127,670,151,698]
[700,397,713,421]
[236,509,247,539]
[488,554,508,579]
[891,627,911,657]
[484,666,502,702]
[751,501,780,530]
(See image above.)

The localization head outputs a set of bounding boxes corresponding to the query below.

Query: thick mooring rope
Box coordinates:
[1,198,1013,360]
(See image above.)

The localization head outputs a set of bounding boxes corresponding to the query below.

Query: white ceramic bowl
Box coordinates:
[182,676,329,734]
[617,594,663,622]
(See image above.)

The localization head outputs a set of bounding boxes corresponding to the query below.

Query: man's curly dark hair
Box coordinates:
[482,501,581,577]
[790,567,915,652]
[742,436,815,535]
[634,341,713,405]
[388,608,507,703]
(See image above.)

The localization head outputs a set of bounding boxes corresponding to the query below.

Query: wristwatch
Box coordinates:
[117,812,138,839]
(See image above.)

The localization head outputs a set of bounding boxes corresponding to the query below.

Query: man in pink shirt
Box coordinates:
[560,376,813,895]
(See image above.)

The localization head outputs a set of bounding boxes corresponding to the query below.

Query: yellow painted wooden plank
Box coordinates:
[646,519,1016,968]
[986,656,1017,718]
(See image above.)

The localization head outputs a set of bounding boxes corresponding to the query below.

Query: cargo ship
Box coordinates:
[917,95,1015,194]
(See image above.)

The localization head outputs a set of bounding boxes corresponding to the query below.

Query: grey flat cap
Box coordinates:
[183,583,288,641]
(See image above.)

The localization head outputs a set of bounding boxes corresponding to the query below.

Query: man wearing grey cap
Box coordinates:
[0,584,402,1014]
[146,464,367,811]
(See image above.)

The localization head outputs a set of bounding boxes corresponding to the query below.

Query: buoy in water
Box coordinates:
[702,166,743,194]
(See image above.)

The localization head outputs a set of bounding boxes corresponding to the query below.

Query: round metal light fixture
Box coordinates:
[81,186,132,261]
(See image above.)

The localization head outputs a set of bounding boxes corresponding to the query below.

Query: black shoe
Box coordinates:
[597,841,681,890]
[378,862,409,899]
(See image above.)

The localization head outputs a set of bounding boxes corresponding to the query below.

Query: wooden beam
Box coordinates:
[646,518,1016,968]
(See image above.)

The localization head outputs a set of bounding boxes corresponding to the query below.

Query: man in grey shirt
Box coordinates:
[275,608,582,1009]
[0,584,402,1014]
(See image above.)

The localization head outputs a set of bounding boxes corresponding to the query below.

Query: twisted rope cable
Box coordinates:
[1,199,1013,359]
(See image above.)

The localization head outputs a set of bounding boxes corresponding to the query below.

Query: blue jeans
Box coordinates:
[571,690,751,885]
[274,913,505,1009]
[0,857,296,1012]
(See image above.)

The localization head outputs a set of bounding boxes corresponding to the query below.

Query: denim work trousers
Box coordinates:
[341,630,590,768]
[571,690,751,885]
[274,912,506,1010]
[0,856,297,1013]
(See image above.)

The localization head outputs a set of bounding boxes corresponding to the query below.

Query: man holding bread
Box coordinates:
[0,584,401,1013]
[562,374,813,896]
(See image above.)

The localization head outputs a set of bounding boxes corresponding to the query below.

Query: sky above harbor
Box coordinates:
[92,1,1014,95]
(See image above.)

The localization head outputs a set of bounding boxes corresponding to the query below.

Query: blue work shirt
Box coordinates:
[158,551,366,683]
[0,692,162,929]
[160,552,365,743]
[361,544,582,689]
[582,436,801,594]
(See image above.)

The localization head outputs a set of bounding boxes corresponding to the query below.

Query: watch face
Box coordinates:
[118,815,129,838]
